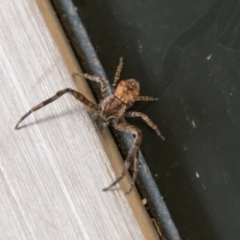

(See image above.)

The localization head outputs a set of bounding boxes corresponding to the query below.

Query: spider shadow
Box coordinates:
[16,107,83,130]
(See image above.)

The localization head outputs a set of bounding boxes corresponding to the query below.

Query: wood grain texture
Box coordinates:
[0,0,159,239]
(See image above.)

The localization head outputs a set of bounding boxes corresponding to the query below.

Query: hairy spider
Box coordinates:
[15,57,165,194]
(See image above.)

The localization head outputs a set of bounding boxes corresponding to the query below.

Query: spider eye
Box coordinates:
[128,82,135,89]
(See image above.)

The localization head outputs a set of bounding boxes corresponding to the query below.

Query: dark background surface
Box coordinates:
[72,0,240,239]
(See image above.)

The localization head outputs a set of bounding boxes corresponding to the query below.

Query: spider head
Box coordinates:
[114,79,140,104]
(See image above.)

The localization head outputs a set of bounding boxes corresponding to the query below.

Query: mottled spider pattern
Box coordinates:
[15,58,165,193]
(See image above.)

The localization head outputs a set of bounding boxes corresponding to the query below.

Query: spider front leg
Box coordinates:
[102,120,142,194]
[112,57,123,90]
[15,88,97,129]
[73,73,108,99]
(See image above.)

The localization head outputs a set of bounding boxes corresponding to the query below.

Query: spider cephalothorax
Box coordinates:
[115,79,140,104]
[15,58,165,193]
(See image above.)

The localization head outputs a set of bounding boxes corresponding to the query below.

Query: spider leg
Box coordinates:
[124,111,165,140]
[102,158,131,192]
[112,57,123,90]
[102,120,142,193]
[15,88,97,129]
[126,150,140,194]
[73,73,108,98]
[126,96,159,108]
[135,96,159,101]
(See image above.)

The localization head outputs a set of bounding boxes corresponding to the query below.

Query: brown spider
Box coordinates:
[15,58,165,194]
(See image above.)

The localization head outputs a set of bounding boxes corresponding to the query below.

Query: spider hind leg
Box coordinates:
[102,121,141,194]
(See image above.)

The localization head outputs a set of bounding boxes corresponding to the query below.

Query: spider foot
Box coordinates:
[102,176,123,192]
[102,173,136,194]
[102,181,135,194]
[158,132,166,141]
[125,184,134,195]
[15,121,21,130]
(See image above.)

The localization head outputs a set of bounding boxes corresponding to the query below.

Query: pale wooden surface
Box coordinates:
[0,0,159,239]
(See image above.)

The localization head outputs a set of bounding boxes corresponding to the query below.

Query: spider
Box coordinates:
[15,57,165,194]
